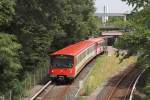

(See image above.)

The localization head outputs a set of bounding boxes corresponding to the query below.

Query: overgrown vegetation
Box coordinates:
[82,54,137,95]
[0,0,100,99]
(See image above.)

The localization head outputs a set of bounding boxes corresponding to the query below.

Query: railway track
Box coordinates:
[30,55,97,100]
[30,61,142,100]
[30,80,73,100]
[30,81,53,100]
[107,67,141,100]
[96,64,143,100]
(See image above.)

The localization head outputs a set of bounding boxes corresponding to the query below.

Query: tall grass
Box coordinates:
[83,54,137,95]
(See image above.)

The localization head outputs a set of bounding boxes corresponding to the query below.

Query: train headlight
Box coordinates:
[51,70,54,73]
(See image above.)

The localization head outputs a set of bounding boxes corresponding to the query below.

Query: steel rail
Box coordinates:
[30,81,52,100]
[107,72,128,100]
[129,69,146,100]
[107,67,134,100]
[124,70,142,100]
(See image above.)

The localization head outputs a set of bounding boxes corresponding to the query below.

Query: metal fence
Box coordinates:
[23,65,49,97]
[0,96,4,100]
[0,91,12,100]
[0,63,49,100]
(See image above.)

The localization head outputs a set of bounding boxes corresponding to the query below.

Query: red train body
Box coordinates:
[49,37,106,80]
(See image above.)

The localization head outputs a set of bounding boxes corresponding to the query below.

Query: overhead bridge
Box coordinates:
[94,13,129,22]
[95,13,128,17]
[94,13,130,30]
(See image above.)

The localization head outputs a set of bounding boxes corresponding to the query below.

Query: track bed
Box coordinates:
[96,64,142,100]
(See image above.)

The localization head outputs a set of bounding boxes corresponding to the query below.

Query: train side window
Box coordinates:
[83,52,85,57]
[82,52,84,59]
[77,55,80,65]
[90,46,92,52]
[94,45,96,48]
[79,54,82,62]
[88,48,90,54]
[81,53,83,60]
[81,53,84,60]
[89,47,91,53]
[86,49,88,55]
[91,46,94,51]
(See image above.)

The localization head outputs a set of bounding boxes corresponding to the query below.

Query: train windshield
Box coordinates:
[51,55,73,68]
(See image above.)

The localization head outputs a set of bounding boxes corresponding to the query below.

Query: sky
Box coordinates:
[95,0,134,13]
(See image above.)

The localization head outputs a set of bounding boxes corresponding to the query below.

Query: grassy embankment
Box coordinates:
[82,54,137,95]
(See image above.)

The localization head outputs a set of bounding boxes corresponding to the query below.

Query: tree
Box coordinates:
[132,6,150,28]
[13,0,53,71]
[0,0,15,27]
[114,5,150,61]
[49,0,98,50]
[0,0,23,95]
[0,33,22,94]
[121,0,150,10]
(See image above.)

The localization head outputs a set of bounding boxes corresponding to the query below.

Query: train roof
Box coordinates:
[51,40,95,56]
[51,37,105,56]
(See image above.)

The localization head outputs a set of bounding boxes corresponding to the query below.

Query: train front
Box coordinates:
[49,55,75,81]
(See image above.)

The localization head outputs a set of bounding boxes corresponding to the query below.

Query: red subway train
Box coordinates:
[49,37,106,81]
